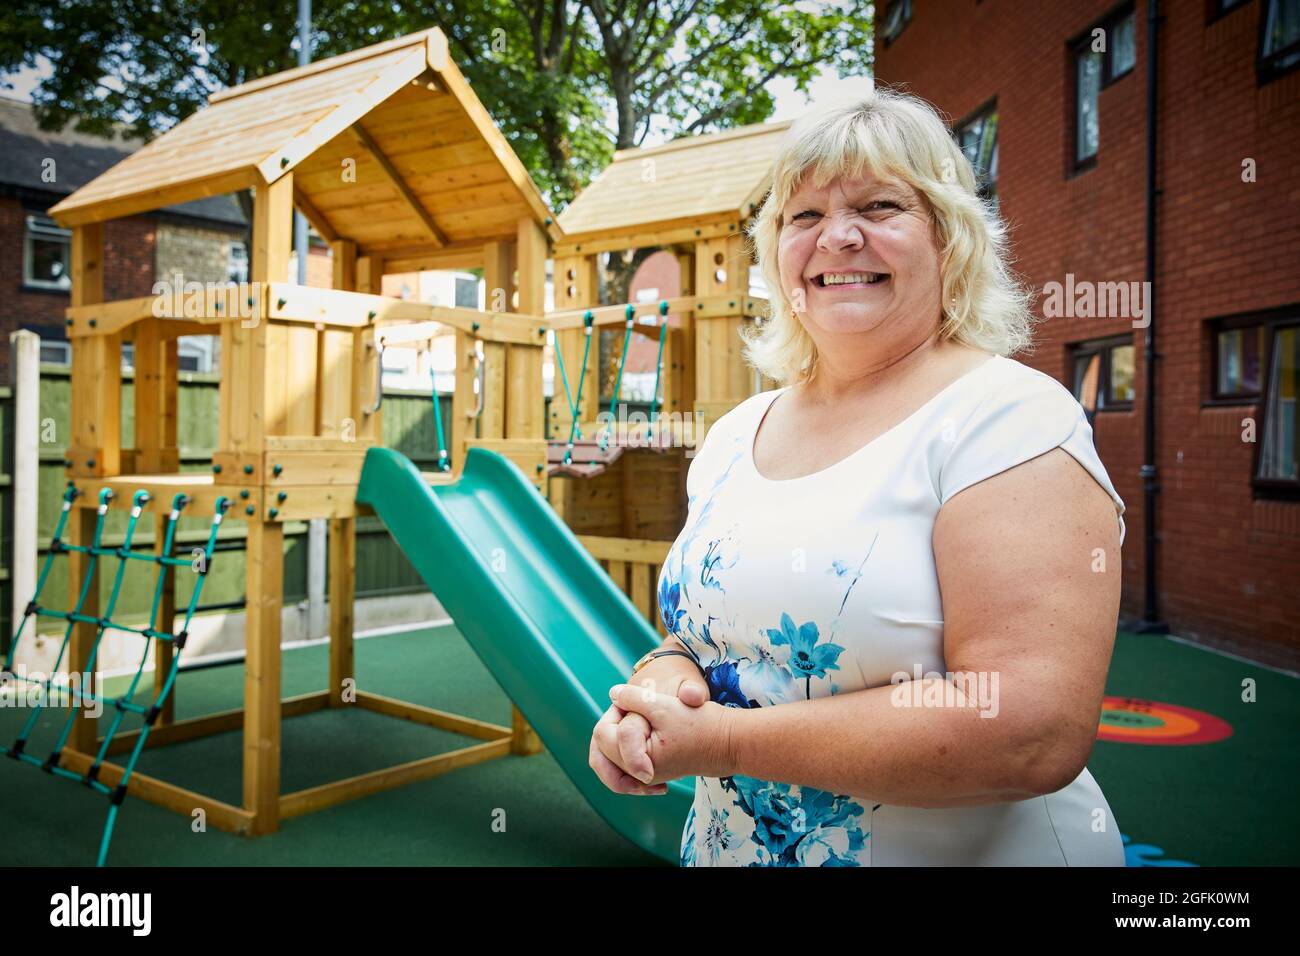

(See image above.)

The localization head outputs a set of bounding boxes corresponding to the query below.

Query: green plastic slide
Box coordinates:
[356,446,693,864]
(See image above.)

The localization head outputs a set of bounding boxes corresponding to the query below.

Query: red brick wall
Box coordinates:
[0,196,157,377]
[877,1,1300,664]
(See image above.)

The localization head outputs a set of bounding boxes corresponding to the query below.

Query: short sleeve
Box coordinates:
[936,370,1126,547]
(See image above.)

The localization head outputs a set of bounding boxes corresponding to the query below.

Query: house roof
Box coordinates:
[48,28,557,257]
[556,120,792,243]
[0,96,245,226]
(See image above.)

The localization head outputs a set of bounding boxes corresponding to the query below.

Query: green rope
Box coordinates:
[599,305,637,452]
[552,329,583,443]
[431,369,450,472]
[561,311,595,465]
[647,300,669,440]
[0,484,230,867]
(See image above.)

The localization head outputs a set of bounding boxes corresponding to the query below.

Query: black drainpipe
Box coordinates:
[1136,0,1168,634]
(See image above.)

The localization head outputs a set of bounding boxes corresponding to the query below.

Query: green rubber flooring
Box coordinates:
[0,625,1295,866]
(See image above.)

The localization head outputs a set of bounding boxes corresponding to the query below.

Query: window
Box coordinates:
[1260,0,1300,82]
[454,275,480,309]
[881,0,911,45]
[1072,7,1137,167]
[1212,321,1265,400]
[40,340,71,366]
[227,241,248,283]
[955,104,999,208]
[1257,321,1300,489]
[1072,337,1136,423]
[24,214,72,290]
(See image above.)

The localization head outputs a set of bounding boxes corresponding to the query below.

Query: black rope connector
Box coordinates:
[49,539,63,554]
[154,554,164,565]
[98,617,111,630]
[24,600,38,617]
[6,739,24,759]
[145,705,161,726]
[84,764,101,787]
[110,784,128,806]
[41,750,61,773]
[175,629,189,651]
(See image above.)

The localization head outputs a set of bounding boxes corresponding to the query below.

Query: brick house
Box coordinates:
[874,0,1299,667]
[0,94,251,376]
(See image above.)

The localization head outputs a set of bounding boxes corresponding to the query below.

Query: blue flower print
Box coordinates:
[657,573,686,636]
[1121,833,1196,867]
[701,804,744,865]
[680,805,698,867]
[704,659,758,709]
[766,612,844,682]
[729,775,867,867]
[726,633,798,705]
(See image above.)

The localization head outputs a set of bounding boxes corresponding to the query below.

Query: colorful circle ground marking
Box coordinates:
[1097,697,1232,746]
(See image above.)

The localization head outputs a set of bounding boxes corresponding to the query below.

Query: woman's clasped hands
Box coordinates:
[588,676,738,795]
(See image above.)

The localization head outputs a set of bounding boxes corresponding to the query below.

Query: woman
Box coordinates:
[588,87,1126,867]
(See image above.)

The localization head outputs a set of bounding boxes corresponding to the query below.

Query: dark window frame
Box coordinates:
[1250,309,1300,498]
[880,0,912,47]
[1206,313,1268,405]
[1207,0,1252,26]
[953,98,1000,209]
[1068,3,1138,173]
[1071,334,1137,425]
[1258,0,1300,84]
[23,212,73,292]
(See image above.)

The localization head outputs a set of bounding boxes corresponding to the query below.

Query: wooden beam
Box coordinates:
[279,739,513,820]
[427,35,557,239]
[508,218,547,441]
[253,46,429,184]
[68,223,120,478]
[294,185,339,243]
[243,519,283,835]
[553,217,741,259]
[48,167,261,229]
[348,122,448,248]
[328,518,355,707]
[209,29,443,104]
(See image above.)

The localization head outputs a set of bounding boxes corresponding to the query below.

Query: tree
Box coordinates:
[1,1,873,208]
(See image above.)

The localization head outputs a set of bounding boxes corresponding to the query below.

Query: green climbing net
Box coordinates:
[0,483,230,866]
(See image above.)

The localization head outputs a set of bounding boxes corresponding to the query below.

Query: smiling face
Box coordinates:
[777,169,945,347]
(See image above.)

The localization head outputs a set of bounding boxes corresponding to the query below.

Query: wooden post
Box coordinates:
[327,238,357,707]
[9,331,39,663]
[693,235,750,431]
[328,518,355,707]
[133,319,180,472]
[242,174,293,834]
[353,254,383,444]
[450,329,477,477]
[68,223,120,478]
[507,219,546,442]
[243,518,283,834]
[67,223,110,753]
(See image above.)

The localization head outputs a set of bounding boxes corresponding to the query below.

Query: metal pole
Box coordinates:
[297,0,328,642]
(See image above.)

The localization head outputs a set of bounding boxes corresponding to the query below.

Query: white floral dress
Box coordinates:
[661,355,1128,866]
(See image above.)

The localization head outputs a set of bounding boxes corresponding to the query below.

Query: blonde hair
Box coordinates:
[741,86,1035,386]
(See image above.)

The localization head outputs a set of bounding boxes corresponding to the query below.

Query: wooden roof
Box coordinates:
[556,120,792,243]
[48,28,558,257]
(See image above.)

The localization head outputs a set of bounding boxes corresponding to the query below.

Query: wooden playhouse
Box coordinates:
[38,27,559,840]
[544,121,791,632]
